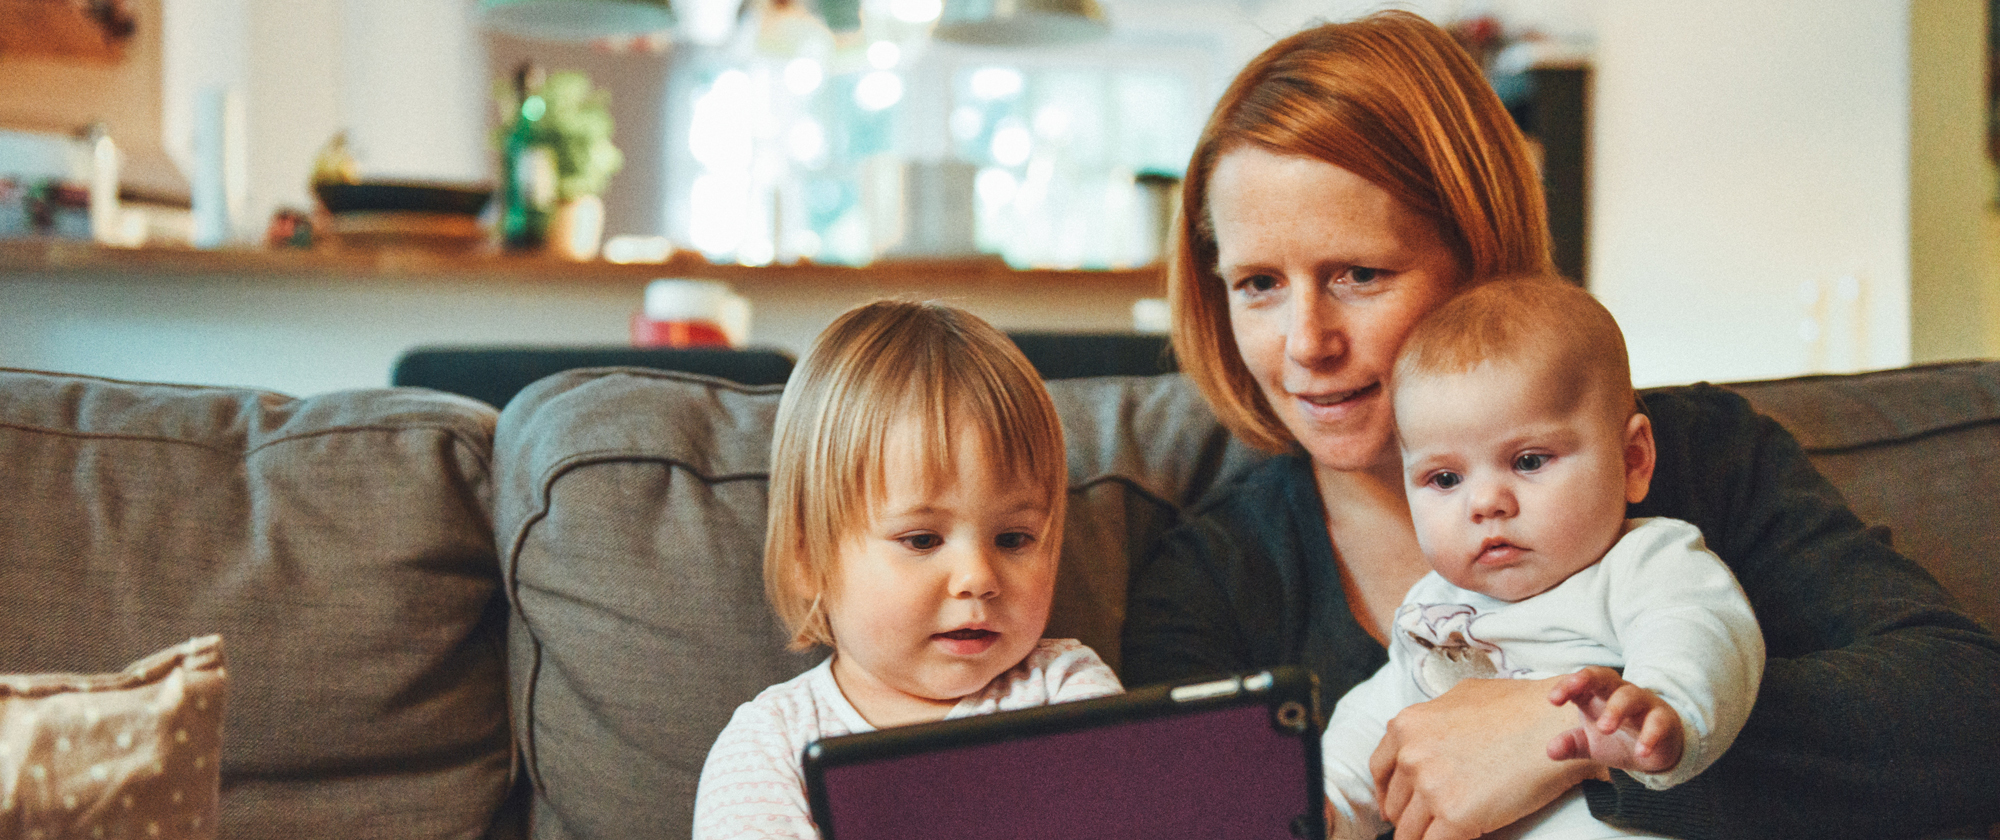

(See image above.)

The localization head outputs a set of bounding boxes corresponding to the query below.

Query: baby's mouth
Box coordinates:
[936,628,996,642]
[1476,539,1524,565]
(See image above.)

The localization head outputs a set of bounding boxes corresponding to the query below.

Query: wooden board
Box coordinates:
[0,0,133,64]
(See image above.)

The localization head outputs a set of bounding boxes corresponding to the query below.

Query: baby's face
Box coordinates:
[822,421,1058,727]
[1395,359,1649,601]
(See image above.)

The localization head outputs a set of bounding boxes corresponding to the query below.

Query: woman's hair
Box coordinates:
[1170,10,1555,452]
[1393,274,1635,422]
[763,299,1068,651]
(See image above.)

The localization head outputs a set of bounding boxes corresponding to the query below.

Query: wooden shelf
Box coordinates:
[0,0,135,64]
[0,239,1166,297]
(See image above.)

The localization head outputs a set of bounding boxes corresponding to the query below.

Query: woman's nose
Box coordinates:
[1284,283,1347,368]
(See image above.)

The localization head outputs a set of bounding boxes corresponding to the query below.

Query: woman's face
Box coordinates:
[1208,147,1464,474]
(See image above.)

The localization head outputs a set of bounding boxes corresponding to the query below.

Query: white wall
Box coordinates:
[1126,0,1979,385]
[0,266,1155,397]
[1097,0,1599,105]
[0,272,645,396]
[22,0,1991,396]
[1591,1,1914,386]
[160,0,489,241]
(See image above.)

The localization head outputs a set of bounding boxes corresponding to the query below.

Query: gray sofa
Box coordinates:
[4,360,1996,840]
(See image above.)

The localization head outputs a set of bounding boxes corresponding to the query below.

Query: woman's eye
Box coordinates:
[1234,273,1279,294]
[1426,471,1462,490]
[1348,266,1383,285]
[901,533,943,551]
[1514,453,1550,472]
[995,531,1036,550]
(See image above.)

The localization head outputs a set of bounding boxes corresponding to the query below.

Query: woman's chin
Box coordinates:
[1274,401,1396,475]
[1297,430,1399,477]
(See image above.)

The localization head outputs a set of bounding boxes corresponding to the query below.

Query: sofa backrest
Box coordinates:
[0,369,520,840]
[491,368,1264,840]
[1722,360,2000,635]
[495,360,2000,840]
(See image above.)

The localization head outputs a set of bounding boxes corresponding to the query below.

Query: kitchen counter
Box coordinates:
[1,239,1162,291]
[0,240,1167,396]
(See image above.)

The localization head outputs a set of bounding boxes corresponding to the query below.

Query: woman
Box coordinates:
[1121,11,2000,840]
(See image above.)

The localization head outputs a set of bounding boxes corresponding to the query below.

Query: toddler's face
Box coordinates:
[823,422,1058,727]
[1396,359,1650,602]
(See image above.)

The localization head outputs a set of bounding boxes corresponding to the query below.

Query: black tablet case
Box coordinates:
[803,667,1325,840]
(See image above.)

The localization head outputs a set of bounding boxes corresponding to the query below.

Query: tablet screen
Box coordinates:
[805,668,1324,840]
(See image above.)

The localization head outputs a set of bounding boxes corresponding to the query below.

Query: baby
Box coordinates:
[692,299,1122,839]
[1322,276,1765,839]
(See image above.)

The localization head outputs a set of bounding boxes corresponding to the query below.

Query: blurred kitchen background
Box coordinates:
[0,0,1994,398]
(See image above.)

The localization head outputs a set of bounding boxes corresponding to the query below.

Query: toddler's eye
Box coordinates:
[1425,471,1462,491]
[995,531,1036,550]
[1514,453,1550,472]
[901,533,943,551]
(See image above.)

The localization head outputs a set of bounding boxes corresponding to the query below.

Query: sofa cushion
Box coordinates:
[1723,360,2000,635]
[0,369,516,840]
[493,368,1262,840]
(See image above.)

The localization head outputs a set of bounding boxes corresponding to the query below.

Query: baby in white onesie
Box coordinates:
[1323,276,1765,840]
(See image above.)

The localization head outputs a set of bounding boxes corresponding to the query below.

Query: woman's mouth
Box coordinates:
[933,628,999,655]
[1295,383,1379,412]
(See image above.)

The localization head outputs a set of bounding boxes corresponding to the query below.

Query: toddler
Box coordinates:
[693,300,1122,839]
[1322,277,1765,840]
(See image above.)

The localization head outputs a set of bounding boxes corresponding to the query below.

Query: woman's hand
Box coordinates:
[1369,676,1605,840]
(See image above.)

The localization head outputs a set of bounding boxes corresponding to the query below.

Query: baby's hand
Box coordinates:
[1544,666,1683,774]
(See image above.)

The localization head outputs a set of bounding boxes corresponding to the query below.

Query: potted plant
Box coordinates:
[495,68,624,259]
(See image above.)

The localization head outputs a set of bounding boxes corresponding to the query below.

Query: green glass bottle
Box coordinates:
[501,63,556,250]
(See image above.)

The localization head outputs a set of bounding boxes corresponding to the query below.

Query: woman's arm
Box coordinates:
[1369,674,1606,840]
[1592,385,2000,839]
[1120,514,1263,688]
[1121,455,1397,696]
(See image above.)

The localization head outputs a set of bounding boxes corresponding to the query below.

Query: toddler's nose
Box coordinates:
[950,550,1000,600]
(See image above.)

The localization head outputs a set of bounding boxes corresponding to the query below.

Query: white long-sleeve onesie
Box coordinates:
[1323,517,1764,840]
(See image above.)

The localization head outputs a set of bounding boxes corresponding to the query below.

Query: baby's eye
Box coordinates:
[995,531,1036,551]
[900,533,943,551]
[1514,453,1551,472]
[1425,471,1462,491]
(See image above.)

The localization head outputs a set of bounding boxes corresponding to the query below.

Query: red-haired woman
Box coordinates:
[1122,11,2000,839]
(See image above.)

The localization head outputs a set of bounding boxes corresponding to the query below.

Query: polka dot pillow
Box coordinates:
[1,636,225,840]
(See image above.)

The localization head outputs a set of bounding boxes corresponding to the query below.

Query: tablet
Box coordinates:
[802,667,1325,840]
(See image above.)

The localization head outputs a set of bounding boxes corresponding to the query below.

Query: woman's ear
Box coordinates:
[1623,412,1656,504]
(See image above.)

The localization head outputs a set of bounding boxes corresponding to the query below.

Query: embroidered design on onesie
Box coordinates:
[1395,603,1527,698]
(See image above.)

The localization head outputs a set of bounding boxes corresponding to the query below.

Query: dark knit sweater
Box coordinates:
[1121,383,2000,839]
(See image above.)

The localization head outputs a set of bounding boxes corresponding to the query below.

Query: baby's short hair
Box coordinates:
[763,300,1067,651]
[1394,275,1635,419]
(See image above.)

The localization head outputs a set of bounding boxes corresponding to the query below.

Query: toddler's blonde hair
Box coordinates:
[764,300,1067,651]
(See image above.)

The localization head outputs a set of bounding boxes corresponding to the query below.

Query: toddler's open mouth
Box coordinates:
[933,627,1000,655]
